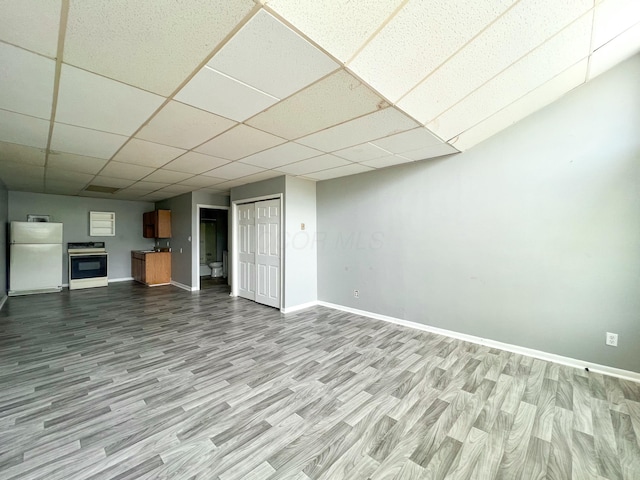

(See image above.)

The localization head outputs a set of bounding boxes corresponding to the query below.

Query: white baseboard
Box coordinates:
[171,280,196,292]
[109,277,133,283]
[281,300,319,314]
[316,301,640,383]
[0,294,6,311]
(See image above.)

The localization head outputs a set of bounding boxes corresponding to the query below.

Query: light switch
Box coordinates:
[301,223,305,230]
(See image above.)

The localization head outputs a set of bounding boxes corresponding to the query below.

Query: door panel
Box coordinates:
[255,199,280,308]
[237,204,256,301]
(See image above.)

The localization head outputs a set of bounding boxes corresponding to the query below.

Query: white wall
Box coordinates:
[316,55,640,373]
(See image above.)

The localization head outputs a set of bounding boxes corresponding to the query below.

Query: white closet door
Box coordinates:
[237,203,256,301]
[255,199,280,308]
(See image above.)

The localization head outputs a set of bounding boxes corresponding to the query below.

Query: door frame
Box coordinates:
[231,194,283,309]
[193,204,229,291]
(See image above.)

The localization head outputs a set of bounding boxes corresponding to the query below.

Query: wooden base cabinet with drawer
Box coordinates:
[131,251,171,286]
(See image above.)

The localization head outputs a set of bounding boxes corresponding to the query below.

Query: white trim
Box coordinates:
[193,204,230,291]
[108,277,133,283]
[281,300,319,314]
[315,301,640,383]
[0,294,7,311]
[171,280,196,292]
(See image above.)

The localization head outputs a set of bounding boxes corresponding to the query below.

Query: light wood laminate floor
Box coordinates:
[1,282,639,479]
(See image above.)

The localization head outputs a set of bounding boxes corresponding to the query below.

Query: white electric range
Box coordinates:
[68,242,108,290]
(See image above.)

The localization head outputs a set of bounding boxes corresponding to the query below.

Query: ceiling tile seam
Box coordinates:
[0,39,58,61]
[343,0,412,66]
[588,18,640,57]
[430,8,596,131]
[43,0,70,192]
[204,66,280,101]
[235,150,335,169]
[392,0,525,108]
[90,3,264,183]
[0,106,51,123]
[447,57,589,146]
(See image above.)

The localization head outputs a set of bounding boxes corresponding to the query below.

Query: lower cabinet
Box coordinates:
[131,251,171,286]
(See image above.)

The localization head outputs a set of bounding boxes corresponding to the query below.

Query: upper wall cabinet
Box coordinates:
[143,209,171,238]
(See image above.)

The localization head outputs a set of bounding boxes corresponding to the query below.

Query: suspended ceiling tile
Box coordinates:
[0,142,45,166]
[298,107,418,152]
[142,169,193,184]
[156,184,194,195]
[0,161,44,189]
[246,70,386,139]
[303,163,374,181]
[592,0,640,49]
[275,154,351,175]
[47,152,108,174]
[361,155,414,169]
[239,142,323,169]
[237,170,283,183]
[175,67,278,122]
[127,181,168,193]
[333,142,391,162]
[44,180,85,195]
[265,0,404,62]
[589,22,640,79]
[0,0,61,58]
[398,0,592,123]
[99,161,155,180]
[45,168,93,183]
[0,109,50,148]
[163,152,229,174]
[64,0,255,95]
[179,175,227,188]
[454,60,587,151]
[202,162,265,180]
[90,176,136,189]
[208,10,339,99]
[0,43,55,120]
[428,14,593,141]
[349,0,516,102]
[370,127,443,154]
[113,138,185,168]
[136,101,236,150]
[400,142,459,161]
[56,65,164,136]
[50,123,127,159]
[195,124,285,160]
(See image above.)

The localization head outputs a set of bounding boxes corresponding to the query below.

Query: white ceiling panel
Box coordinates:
[265,0,404,62]
[90,176,136,189]
[208,10,339,99]
[56,65,164,136]
[303,163,374,181]
[44,180,85,195]
[0,110,50,148]
[400,142,459,161]
[275,154,351,175]
[113,139,185,168]
[142,169,193,184]
[99,161,155,180]
[0,43,55,119]
[0,0,61,58]
[179,175,227,188]
[0,142,45,166]
[63,0,255,95]
[47,152,108,174]
[163,152,229,174]
[370,127,443,154]
[175,67,278,122]
[50,123,127,159]
[592,0,640,49]
[298,107,418,152]
[126,181,168,193]
[155,184,194,195]
[360,155,414,169]
[589,21,640,79]
[0,160,44,180]
[454,60,588,150]
[398,0,592,123]
[428,14,593,140]
[349,0,516,102]
[195,124,285,160]
[333,143,392,162]
[240,142,323,169]
[202,162,265,179]
[45,168,93,184]
[136,101,236,150]
[235,170,284,183]
[246,70,386,139]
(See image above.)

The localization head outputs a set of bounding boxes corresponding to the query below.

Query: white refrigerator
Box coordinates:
[9,221,63,296]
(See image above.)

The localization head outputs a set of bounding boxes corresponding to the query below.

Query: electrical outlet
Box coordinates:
[606,332,618,347]
[353,289,359,298]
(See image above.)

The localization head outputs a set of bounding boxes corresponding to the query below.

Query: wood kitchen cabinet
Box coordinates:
[131,251,171,286]
[143,209,171,238]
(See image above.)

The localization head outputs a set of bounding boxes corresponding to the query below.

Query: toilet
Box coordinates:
[209,261,223,278]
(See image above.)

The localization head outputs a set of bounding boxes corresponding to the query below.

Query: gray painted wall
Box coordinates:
[230,176,286,203]
[317,55,640,373]
[284,176,317,308]
[156,192,192,288]
[0,180,7,298]
[8,192,155,284]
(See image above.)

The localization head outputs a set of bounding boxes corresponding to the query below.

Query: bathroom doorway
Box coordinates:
[197,206,229,291]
